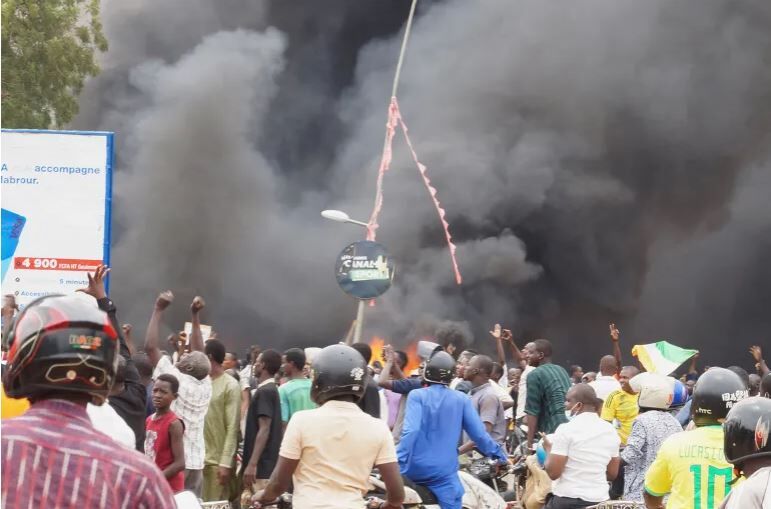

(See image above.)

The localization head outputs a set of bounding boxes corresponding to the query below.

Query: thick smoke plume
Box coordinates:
[76,0,771,368]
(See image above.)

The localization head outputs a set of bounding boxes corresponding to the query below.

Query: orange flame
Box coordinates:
[368,337,421,374]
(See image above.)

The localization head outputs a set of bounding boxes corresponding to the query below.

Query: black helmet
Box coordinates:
[423,350,455,385]
[310,344,367,405]
[692,367,749,427]
[723,397,771,467]
[3,295,119,404]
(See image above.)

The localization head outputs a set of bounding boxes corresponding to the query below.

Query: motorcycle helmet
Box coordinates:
[671,379,689,408]
[723,397,771,467]
[310,344,367,405]
[416,340,442,361]
[422,350,455,385]
[636,373,675,410]
[3,294,119,404]
[692,367,748,427]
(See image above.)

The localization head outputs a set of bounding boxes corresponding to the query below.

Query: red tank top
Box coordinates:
[145,410,185,492]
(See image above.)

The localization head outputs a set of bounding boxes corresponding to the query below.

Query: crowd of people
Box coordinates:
[1,265,770,509]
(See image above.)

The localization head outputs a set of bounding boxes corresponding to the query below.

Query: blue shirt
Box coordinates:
[676,399,692,427]
[397,384,507,482]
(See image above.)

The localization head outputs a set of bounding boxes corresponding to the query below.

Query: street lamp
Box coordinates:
[321,209,369,228]
[321,209,368,344]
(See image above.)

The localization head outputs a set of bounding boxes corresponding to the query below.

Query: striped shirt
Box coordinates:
[524,363,571,434]
[154,355,212,470]
[1,399,176,509]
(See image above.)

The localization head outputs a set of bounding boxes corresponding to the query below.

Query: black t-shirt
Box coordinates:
[97,297,147,452]
[357,379,381,419]
[241,382,282,479]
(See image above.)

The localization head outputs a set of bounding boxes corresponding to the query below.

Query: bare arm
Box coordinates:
[243,416,272,487]
[610,323,622,372]
[256,455,300,502]
[526,414,538,449]
[376,461,405,509]
[687,353,699,375]
[121,324,135,355]
[506,337,524,368]
[459,421,494,454]
[606,456,620,481]
[377,345,402,391]
[163,419,186,479]
[489,324,507,366]
[544,453,568,481]
[750,346,770,377]
[189,296,205,353]
[644,492,665,509]
[1,295,17,343]
[143,291,174,368]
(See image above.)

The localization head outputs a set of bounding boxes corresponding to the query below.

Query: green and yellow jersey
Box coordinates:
[601,389,638,445]
[644,425,735,509]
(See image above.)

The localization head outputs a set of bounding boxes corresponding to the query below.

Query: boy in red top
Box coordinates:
[146,373,186,492]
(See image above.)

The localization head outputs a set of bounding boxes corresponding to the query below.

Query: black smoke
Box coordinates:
[75,0,771,370]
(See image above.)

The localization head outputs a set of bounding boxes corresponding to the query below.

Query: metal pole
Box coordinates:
[352,300,365,344]
[353,0,418,346]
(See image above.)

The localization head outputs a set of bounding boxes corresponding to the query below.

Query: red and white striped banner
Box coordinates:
[366,97,462,285]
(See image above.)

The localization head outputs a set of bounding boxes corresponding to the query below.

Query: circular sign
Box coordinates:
[335,240,395,300]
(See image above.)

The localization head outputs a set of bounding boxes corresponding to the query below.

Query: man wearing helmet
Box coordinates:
[644,367,749,509]
[396,350,509,509]
[1,293,176,508]
[620,373,683,503]
[252,344,404,509]
[719,396,771,508]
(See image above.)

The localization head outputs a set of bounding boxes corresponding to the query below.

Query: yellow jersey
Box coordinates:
[644,425,734,509]
[601,389,639,445]
[1,384,30,419]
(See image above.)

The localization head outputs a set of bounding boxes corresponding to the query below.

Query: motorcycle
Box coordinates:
[367,469,509,509]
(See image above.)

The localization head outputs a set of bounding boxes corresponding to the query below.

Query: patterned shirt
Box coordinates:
[154,355,212,470]
[1,399,176,509]
[524,363,571,434]
[620,410,683,502]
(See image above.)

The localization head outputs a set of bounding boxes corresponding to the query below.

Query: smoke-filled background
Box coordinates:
[74,0,771,368]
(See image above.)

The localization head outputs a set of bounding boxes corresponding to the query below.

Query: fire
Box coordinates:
[368,337,421,374]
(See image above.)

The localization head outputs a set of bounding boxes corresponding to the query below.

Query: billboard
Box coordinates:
[1,130,113,308]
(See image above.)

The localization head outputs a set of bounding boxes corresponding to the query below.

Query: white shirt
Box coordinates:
[516,365,535,420]
[87,401,136,449]
[154,355,212,470]
[239,364,253,392]
[550,412,621,502]
[589,375,621,401]
[489,379,514,419]
[719,466,771,509]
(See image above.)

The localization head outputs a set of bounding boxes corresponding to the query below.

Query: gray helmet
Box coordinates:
[310,344,367,405]
[423,351,455,385]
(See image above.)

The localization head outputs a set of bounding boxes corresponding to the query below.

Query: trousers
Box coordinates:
[420,474,464,509]
[544,494,597,509]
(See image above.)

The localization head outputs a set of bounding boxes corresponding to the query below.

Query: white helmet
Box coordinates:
[632,372,675,410]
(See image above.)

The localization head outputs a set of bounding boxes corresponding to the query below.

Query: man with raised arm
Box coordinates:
[589,324,624,401]
[77,265,148,452]
[144,292,213,497]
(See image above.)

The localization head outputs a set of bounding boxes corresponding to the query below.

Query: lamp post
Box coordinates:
[321,210,368,344]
